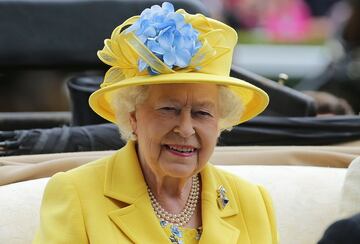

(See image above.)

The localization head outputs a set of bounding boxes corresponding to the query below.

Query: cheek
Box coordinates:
[202,129,219,150]
[135,114,159,158]
[202,118,220,141]
[197,121,220,163]
[147,113,177,137]
[137,131,163,169]
[137,114,174,151]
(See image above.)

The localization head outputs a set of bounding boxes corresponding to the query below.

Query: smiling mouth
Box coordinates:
[164,144,197,157]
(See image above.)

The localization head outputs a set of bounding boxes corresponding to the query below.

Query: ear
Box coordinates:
[129,111,137,134]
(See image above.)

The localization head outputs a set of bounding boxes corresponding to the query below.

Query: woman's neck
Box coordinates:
[139,158,202,228]
[141,160,193,200]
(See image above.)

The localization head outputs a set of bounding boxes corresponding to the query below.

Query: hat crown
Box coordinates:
[90,2,269,127]
[97,2,238,88]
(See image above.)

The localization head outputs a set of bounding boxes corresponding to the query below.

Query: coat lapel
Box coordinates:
[104,141,169,243]
[108,193,170,243]
[199,164,240,243]
[103,142,240,243]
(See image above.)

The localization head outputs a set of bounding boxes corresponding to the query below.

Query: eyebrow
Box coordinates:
[159,98,217,110]
[193,101,216,110]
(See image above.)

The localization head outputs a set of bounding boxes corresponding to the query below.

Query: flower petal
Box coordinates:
[157,27,173,51]
[169,12,185,29]
[143,26,156,37]
[150,4,162,13]
[175,48,191,67]
[137,19,150,36]
[162,2,174,13]
[126,2,202,74]
[147,40,165,55]
[163,50,176,67]
[141,8,152,18]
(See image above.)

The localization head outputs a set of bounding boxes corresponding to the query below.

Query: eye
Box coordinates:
[193,110,213,118]
[157,107,179,115]
[160,107,177,111]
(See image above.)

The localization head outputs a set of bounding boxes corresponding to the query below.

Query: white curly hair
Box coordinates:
[111,85,243,141]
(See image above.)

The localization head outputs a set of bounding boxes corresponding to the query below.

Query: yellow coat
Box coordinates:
[34,141,278,243]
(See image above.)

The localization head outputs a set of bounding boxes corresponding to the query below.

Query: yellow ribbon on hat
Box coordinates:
[97,10,231,88]
[124,32,175,74]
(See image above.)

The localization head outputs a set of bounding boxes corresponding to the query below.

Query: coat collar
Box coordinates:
[104,141,147,203]
[199,163,240,243]
[104,141,240,243]
[104,141,169,243]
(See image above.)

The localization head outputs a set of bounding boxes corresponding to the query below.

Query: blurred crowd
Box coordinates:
[202,0,345,43]
[202,0,360,115]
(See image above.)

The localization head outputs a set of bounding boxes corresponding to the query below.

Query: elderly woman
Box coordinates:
[34,2,277,243]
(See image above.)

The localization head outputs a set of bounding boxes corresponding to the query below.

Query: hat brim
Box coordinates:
[89,72,269,126]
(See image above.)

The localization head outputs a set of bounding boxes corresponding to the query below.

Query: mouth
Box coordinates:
[164,144,198,157]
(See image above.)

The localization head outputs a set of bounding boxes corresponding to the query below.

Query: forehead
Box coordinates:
[146,83,219,105]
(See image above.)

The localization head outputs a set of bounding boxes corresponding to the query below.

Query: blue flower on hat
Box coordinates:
[126,2,202,74]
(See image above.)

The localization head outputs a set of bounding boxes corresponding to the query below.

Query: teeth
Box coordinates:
[168,146,195,153]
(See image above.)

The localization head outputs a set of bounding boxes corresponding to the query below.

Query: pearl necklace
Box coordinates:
[147,175,200,227]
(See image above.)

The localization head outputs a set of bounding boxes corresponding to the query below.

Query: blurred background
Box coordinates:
[1,0,360,155]
[1,0,359,114]
[208,0,360,114]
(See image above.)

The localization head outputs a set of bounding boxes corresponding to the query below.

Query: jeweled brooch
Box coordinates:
[217,185,229,209]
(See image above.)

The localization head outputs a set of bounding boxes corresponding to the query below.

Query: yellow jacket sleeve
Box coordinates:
[33,173,89,244]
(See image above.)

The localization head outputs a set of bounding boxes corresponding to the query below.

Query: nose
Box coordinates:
[174,109,195,138]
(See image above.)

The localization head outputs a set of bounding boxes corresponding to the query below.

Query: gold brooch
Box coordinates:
[217,185,229,209]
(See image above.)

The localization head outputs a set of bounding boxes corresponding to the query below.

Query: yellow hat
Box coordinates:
[89,2,269,125]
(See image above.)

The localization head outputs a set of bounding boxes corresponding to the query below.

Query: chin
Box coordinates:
[160,163,198,179]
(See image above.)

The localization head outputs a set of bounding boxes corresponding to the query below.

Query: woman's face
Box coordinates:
[130,83,220,179]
